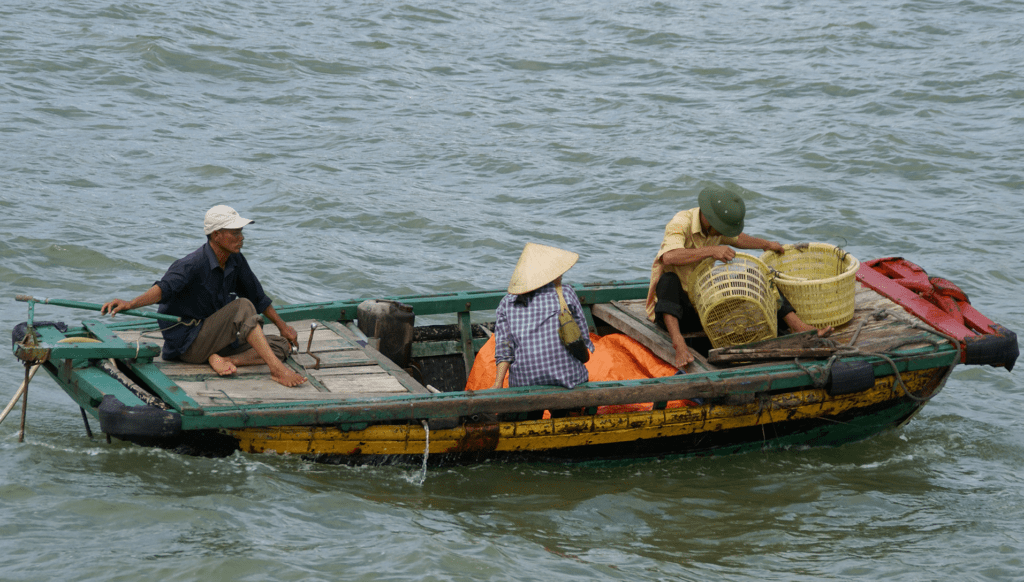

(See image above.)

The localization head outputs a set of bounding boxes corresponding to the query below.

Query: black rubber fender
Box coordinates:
[963,324,1018,372]
[11,321,67,344]
[826,361,876,396]
[98,394,182,439]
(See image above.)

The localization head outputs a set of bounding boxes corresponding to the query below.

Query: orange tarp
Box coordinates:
[465,333,697,414]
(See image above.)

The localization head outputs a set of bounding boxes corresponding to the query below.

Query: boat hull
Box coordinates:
[224,367,949,464]
[13,266,1010,465]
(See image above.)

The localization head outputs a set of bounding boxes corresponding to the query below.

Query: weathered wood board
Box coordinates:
[113,319,415,407]
[592,299,715,372]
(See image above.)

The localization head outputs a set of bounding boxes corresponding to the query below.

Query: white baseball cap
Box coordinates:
[204,205,254,235]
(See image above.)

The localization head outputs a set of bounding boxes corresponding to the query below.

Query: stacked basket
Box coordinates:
[687,253,778,349]
[760,243,860,329]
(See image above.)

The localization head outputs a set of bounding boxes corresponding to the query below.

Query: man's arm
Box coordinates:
[661,245,736,265]
[262,305,299,349]
[101,285,162,317]
[733,233,784,253]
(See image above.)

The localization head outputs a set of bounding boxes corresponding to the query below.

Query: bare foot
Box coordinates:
[271,366,307,388]
[786,315,833,338]
[674,340,694,369]
[208,354,237,376]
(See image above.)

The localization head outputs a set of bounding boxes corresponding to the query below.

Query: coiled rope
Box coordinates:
[793,308,962,403]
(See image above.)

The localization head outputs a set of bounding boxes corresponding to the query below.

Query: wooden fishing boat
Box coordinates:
[8,257,1017,465]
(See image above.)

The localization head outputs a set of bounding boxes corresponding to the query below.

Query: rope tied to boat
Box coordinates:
[217,390,251,427]
[792,307,962,403]
[791,311,876,389]
[97,358,171,410]
[0,362,41,442]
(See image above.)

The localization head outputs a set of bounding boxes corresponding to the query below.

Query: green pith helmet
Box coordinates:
[697,186,745,237]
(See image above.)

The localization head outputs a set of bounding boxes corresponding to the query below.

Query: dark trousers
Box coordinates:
[654,272,798,337]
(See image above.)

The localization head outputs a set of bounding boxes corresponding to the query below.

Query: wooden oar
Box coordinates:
[15,295,181,323]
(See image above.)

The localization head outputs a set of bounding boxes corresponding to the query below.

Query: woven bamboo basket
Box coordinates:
[760,243,860,329]
[687,253,778,349]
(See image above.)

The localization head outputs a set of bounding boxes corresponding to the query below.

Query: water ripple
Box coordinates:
[2,0,1023,579]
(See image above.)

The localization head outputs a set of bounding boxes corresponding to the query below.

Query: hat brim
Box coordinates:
[698,190,744,237]
[507,243,579,294]
[223,217,254,230]
[205,216,254,235]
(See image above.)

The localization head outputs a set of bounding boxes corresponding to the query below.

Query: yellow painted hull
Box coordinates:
[224,368,946,461]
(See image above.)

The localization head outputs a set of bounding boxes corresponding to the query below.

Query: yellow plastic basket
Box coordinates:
[760,243,860,329]
[687,253,778,349]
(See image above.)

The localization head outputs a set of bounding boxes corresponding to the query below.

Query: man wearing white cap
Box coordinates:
[102,205,307,388]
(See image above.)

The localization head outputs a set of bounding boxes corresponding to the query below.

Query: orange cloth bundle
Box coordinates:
[465,333,697,414]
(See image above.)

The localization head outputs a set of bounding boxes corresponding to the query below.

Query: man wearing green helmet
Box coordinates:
[645,186,828,369]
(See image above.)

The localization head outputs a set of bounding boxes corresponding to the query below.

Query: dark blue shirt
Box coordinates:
[155,242,272,360]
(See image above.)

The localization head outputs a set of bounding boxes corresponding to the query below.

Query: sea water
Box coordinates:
[1,1,1022,580]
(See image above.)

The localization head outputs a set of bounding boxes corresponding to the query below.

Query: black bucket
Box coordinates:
[356,300,415,368]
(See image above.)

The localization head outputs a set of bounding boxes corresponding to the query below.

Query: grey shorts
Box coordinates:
[180,298,291,364]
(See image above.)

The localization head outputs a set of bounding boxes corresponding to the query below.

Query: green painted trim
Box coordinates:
[273,281,650,322]
[458,311,474,376]
[127,361,205,416]
[44,363,150,412]
[412,338,490,358]
[583,305,596,334]
[13,320,162,362]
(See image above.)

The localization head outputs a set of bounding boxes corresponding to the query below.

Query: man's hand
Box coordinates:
[100,286,161,317]
[708,245,736,262]
[278,323,300,349]
[101,299,131,317]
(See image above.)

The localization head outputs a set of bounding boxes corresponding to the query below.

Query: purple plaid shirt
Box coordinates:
[494,282,593,388]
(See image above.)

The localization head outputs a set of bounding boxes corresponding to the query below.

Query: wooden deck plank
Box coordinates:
[332,321,432,394]
[115,318,421,408]
[177,382,407,405]
[115,318,355,363]
[174,379,320,407]
[592,299,715,372]
[202,376,314,394]
[192,390,412,406]
[828,283,949,354]
[320,373,408,394]
[155,362,269,377]
[172,362,405,400]
[308,365,395,378]
[292,351,377,369]
[270,319,344,342]
[175,366,408,407]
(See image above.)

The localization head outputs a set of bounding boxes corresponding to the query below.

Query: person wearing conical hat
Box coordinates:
[646,186,830,370]
[489,243,594,390]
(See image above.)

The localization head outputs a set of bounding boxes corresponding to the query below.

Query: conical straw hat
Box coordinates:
[507,243,579,294]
